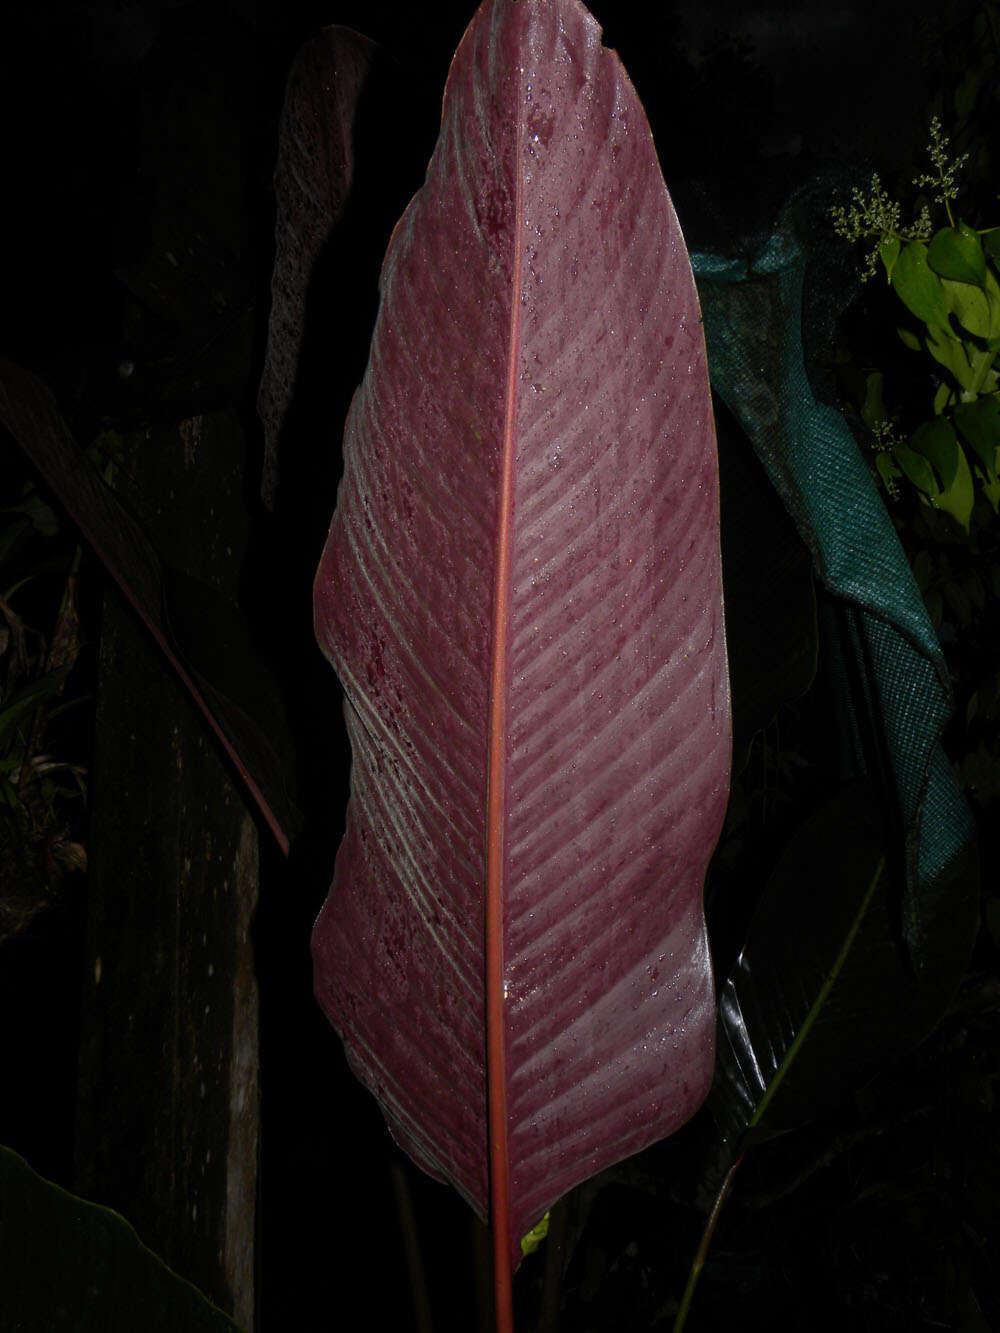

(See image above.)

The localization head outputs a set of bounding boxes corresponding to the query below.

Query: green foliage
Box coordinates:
[832,120,1000,532]
[830,173,931,281]
[0,1146,244,1332]
[831,95,1000,831]
[520,1211,550,1258]
[913,116,972,221]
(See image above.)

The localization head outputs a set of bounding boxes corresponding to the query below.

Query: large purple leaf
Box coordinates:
[311,0,730,1279]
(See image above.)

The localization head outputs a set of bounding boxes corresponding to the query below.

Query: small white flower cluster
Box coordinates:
[830,174,928,282]
[913,116,970,210]
[829,118,970,283]
[830,174,902,246]
[870,420,905,499]
[871,417,906,453]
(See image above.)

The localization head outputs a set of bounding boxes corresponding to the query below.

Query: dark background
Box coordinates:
[1,1,995,1331]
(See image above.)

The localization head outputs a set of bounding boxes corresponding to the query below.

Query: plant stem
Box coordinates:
[473,1214,493,1333]
[486,81,525,1333]
[539,1199,569,1333]
[671,1154,744,1333]
[492,1225,514,1333]
[672,853,887,1330]
[749,856,884,1132]
[390,1159,434,1333]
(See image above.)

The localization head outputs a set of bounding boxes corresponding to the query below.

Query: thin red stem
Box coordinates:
[672,1153,744,1333]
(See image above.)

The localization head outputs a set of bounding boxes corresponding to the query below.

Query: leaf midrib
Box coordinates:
[485,66,525,1322]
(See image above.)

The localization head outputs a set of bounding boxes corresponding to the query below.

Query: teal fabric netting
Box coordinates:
[692,209,976,962]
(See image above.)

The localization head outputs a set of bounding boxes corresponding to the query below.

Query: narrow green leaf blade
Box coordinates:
[0,667,72,747]
[712,781,977,1144]
[0,1146,243,1332]
[879,235,901,282]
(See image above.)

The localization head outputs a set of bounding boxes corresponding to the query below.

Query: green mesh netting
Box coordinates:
[692,202,976,963]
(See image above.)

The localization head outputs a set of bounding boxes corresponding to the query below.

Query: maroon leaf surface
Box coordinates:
[311,0,730,1278]
[257,25,376,509]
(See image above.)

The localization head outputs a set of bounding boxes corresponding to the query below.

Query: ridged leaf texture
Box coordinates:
[312,0,730,1272]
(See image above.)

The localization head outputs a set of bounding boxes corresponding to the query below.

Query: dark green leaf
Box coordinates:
[924,321,973,387]
[909,419,974,530]
[910,548,934,591]
[941,277,991,338]
[954,396,1000,479]
[0,1146,243,1332]
[891,241,950,327]
[982,228,1000,267]
[924,587,944,626]
[984,267,1000,338]
[0,667,72,747]
[711,781,978,1144]
[959,568,986,614]
[910,418,961,486]
[927,223,988,288]
[897,325,922,352]
[892,441,939,497]
[942,577,973,626]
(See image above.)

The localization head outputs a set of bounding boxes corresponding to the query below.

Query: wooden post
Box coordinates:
[75,411,259,1329]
